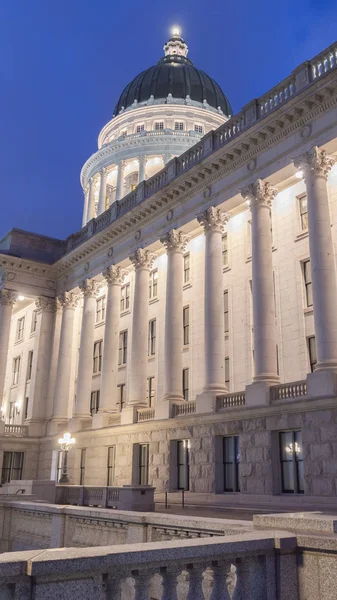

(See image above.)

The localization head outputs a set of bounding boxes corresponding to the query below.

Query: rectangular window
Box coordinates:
[222,233,228,267]
[90,390,100,415]
[80,448,86,485]
[136,124,145,133]
[298,194,308,231]
[148,319,156,356]
[24,397,29,420]
[279,431,304,494]
[27,350,34,381]
[120,284,130,312]
[1,452,24,484]
[225,357,230,391]
[146,376,155,407]
[303,260,313,307]
[308,336,317,372]
[139,444,149,485]
[96,296,106,323]
[149,269,158,299]
[175,121,184,131]
[177,440,190,491]
[118,331,128,365]
[93,340,103,374]
[107,446,116,486]
[117,383,126,410]
[194,124,203,134]
[16,317,25,342]
[182,368,189,401]
[223,436,240,492]
[12,357,20,386]
[183,253,190,284]
[224,290,229,334]
[31,310,38,334]
[154,122,164,131]
[183,306,189,345]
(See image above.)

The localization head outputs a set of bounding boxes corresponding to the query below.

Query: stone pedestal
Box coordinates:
[121,406,138,425]
[195,391,217,414]
[154,400,179,420]
[245,381,271,406]
[306,370,337,399]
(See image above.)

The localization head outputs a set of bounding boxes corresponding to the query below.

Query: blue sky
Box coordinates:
[0,0,336,240]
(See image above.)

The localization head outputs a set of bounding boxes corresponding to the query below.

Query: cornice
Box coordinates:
[0,255,55,282]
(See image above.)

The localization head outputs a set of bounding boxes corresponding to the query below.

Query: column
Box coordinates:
[127,249,156,408]
[28,297,57,434]
[0,289,16,408]
[160,230,189,402]
[116,160,125,201]
[97,168,108,215]
[86,177,96,222]
[99,266,126,413]
[51,292,79,425]
[82,186,89,227]
[241,179,279,386]
[138,156,147,183]
[197,208,228,395]
[294,147,337,378]
[73,279,98,420]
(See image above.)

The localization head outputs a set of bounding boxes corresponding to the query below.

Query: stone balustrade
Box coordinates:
[55,485,154,511]
[137,408,155,422]
[173,401,196,417]
[3,424,29,437]
[216,392,246,410]
[270,380,307,402]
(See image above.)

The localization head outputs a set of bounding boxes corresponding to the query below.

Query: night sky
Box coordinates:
[1,0,336,241]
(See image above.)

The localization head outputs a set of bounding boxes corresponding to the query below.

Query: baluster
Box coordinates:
[249,556,267,600]
[186,565,204,600]
[105,575,121,600]
[133,570,152,600]
[161,567,179,600]
[232,559,251,600]
[210,561,231,600]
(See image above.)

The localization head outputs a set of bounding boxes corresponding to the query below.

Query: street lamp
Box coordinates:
[58,432,75,484]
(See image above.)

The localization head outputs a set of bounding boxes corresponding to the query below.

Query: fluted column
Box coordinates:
[73,279,98,419]
[138,156,147,183]
[116,160,125,201]
[160,230,189,401]
[86,177,96,222]
[98,168,108,215]
[82,186,89,227]
[128,249,156,407]
[197,208,229,394]
[241,180,279,384]
[294,146,337,372]
[99,266,126,413]
[52,292,79,423]
[0,289,16,408]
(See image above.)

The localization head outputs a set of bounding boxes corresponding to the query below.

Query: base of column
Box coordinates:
[25,419,45,437]
[92,411,118,429]
[307,370,337,399]
[245,381,273,406]
[47,418,69,436]
[155,400,184,420]
[162,392,185,402]
[121,406,138,425]
[68,416,92,433]
[195,391,219,414]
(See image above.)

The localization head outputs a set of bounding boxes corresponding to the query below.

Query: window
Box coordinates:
[182,368,189,401]
[298,194,308,231]
[149,269,158,299]
[279,431,304,494]
[80,448,86,485]
[117,383,126,410]
[16,317,25,342]
[1,452,24,484]
[120,284,130,312]
[225,357,230,391]
[24,397,29,420]
[223,436,240,492]
[183,253,190,284]
[308,336,317,372]
[154,122,164,131]
[136,124,145,133]
[93,340,103,374]
[222,233,228,267]
[107,446,116,486]
[56,451,63,483]
[177,440,190,490]
[183,306,189,345]
[96,296,106,323]
[12,357,20,386]
[148,319,156,356]
[146,377,155,407]
[175,121,184,131]
[90,390,100,415]
[27,350,34,381]
[31,310,38,334]
[139,444,149,485]
[118,331,128,365]
[303,260,313,307]
[121,130,127,137]
[224,290,229,334]
[194,124,203,134]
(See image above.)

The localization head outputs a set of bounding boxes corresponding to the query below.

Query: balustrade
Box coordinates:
[4,424,28,437]
[270,380,307,402]
[311,44,337,80]
[137,408,155,422]
[173,402,196,417]
[216,392,246,410]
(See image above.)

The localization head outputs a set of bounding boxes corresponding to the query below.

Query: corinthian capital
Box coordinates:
[160,229,190,253]
[79,279,99,298]
[129,248,156,270]
[103,265,127,285]
[35,296,57,313]
[241,179,278,207]
[0,289,16,307]
[197,207,230,233]
[58,291,79,309]
[293,146,336,181]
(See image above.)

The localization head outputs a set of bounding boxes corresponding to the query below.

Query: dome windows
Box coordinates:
[194,124,203,134]
[136,124,145,133]
[175,121,184,131]
[154,122,164,131]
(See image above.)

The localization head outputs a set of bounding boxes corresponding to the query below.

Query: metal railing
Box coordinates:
[270,380,307,402]
[217,392,246,409]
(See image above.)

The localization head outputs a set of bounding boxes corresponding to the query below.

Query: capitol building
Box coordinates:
[1,29,337,506]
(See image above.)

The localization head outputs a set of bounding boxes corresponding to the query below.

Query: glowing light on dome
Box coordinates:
[171,26,181,37]
[296,170,303,179]
[17,295,25,301]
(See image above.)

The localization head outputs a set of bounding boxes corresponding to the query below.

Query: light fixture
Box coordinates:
[17,295,25,301]
[171,26,181,36]
[295,170,303,179]
[58,432,76,484]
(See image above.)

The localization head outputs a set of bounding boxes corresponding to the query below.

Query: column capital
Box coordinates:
[118,159,126,169]
[79,278,99,298]
[241,179,278,207]
[293,146,336,181]
[138,155,148,166]
[35,296,57,314]
[58,291,79,309]
[99,166,108,177]
[102,265,127,285]
[160,229,190,253]
[197,206,230,233]
[129,248,156,270]
[0,289,16,306]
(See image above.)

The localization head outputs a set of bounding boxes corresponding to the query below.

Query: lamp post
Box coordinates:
[58,432,75,484]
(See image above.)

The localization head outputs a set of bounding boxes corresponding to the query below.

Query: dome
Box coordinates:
[113,32,232,118]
